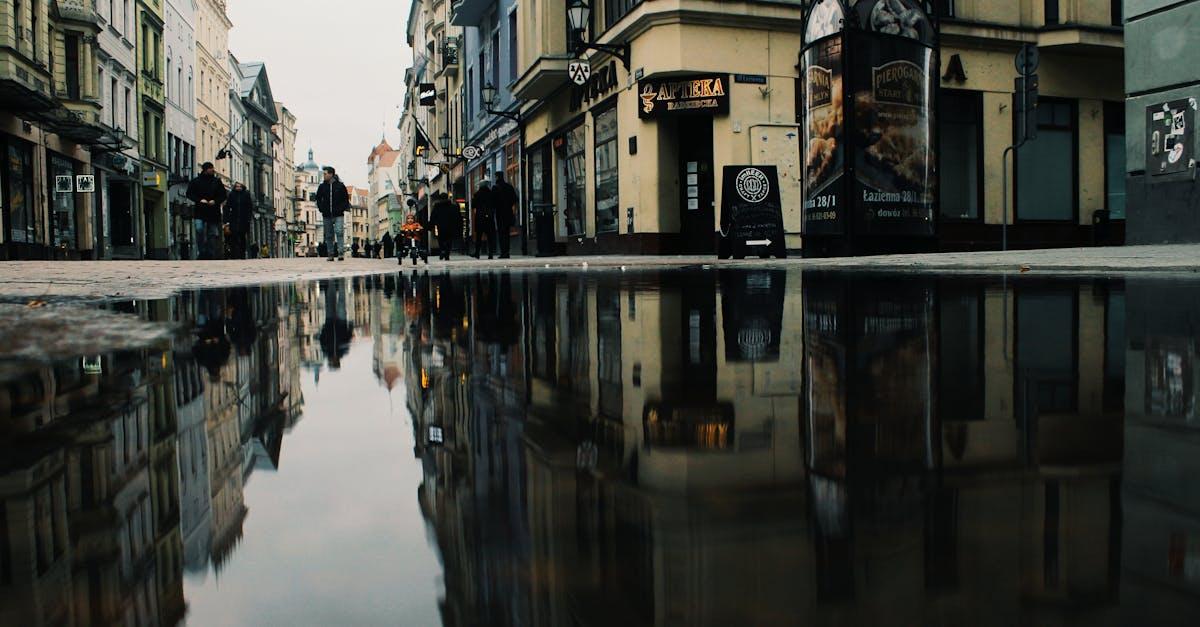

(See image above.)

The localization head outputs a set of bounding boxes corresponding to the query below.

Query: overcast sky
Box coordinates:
[227,0,412,186]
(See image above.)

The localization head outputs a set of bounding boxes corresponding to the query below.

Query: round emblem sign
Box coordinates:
[735,168,770,203]
[462,145,482,160]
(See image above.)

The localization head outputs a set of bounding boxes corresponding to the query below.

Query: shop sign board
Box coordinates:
[55,175,74,193]
[419,83,437,106]
[568,60,591,86]
[76,174,95,193]
[638,74,730,118]
[1147,99,1196,177]
[719,165,786,259]
[462,145,483,160]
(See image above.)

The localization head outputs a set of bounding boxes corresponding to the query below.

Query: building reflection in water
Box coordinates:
[3,270,1200,624]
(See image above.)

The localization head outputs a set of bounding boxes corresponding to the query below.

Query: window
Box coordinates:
[562,124,588,237]
[1016,289,1077,415]
[1044,0,1059,25]
[508,11,518,82]
[124,87,131,131]
[939,288,984,422]
[1104,102,1126,219]
[491,31,500,93]
[166,56,172,100]
[4,140,36,244]
[1017,99,1076,221]
[597,285,622,418]
[49,153,77,249]
[594,105,619,233]
[604,0,642,30]
[467,68,474,116]
[111,77,118,127]
[939,90,981,220]
[477,50,486,110]
[1111,0,1122,25]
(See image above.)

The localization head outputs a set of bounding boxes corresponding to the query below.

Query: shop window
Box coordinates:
[504,140,520,205]
[594,105,619,234]
[939,287,984,421]
[604,0,643,30]
[1104,289,1125,411]
[1016,100,1076,221]
[1111,0,1122,25]
[563,124,587,237]
[5,140,36,244]
[1104,101,1126,220]
[938,90,981,220]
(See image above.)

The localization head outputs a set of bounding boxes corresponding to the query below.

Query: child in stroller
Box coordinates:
[398,213,429,266]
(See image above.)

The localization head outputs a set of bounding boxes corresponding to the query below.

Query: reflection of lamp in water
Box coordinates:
[420,368,430,389]
[82,356,103,375]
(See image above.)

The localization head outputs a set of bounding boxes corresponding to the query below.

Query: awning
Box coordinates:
[413,120,431,156]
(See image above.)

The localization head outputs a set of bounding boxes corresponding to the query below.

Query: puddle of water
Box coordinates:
[1,269,1198,625]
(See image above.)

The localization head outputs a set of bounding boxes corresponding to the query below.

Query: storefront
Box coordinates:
[516,9,805,256]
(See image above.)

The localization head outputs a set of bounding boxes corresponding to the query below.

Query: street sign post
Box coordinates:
[1003,44,1040,251]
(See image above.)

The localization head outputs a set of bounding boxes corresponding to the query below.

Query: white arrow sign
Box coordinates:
[568,61,591,86]
[746,239,773,247]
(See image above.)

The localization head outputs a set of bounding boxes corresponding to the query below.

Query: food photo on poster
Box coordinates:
[803,35,845,235]
[850,0,937,237]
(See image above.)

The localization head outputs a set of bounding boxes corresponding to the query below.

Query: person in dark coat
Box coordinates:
[382,232,394,258]
[351,241,361,258]
[472,182,496,259]
[430,192,462,261]
[491,173,519,259]
[316,166,350,261]
[223,182,253,259]
[186,162,228,259]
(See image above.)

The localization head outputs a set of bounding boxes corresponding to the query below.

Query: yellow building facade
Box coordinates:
[510,0,1125,256]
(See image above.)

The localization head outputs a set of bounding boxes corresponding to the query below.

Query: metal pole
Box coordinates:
[1002,145,1013,252]
[519,122,527,256]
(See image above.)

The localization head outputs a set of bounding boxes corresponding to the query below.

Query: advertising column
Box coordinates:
[800,0,938,256]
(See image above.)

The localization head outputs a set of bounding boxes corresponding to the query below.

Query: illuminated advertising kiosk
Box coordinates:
[800,0,939,257]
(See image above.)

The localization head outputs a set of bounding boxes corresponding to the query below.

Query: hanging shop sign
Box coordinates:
[568,60,591,86]
[638,73,730,119]
[461,144,483,160]
[419,83,437,106]
[570,61,618,112]
[1146,99,1196,177]
[719,165,787,259]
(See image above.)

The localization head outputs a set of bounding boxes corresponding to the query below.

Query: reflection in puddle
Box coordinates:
[1,270,1199,624]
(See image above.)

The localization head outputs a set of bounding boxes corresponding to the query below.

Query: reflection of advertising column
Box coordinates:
[800,0,937,255]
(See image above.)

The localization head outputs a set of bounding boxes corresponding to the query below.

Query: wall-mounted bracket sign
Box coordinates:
[419,83,437,106]
[570,61,618,112]
[1147,99,1195,177]
[461,145,482,160]
[719,165,787,259]
[638,74,730,118]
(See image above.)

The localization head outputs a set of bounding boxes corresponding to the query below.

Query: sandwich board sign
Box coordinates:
[719,165,786,259]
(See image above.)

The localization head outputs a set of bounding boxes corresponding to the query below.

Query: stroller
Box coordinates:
[397,214,429,266]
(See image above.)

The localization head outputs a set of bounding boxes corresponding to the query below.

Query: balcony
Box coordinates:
[450,0,490,27]
[56,0,103,27]
[513,56,571,101]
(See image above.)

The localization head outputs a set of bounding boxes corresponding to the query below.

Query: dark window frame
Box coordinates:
[1045,0,1060,25]
[1103,100,1126,220]
[937,282,987,422]
[603,0,643,31]
[938,88,985,223]
[1014,97,1079,224]
[1012,285,1081,438]
[592,96,620,235]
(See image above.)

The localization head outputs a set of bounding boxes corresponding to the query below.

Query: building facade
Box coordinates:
[1,0,110,260]
[392,1,1126,257]
[165,0,197,260]
[366,138,402,241]
[273,102,298,256]
[137,0,169,259]
[295,148,323,256]
[96,0,145,260]
[235,60,277,256]
[1124,0,1199,243]
[195,0,231,177]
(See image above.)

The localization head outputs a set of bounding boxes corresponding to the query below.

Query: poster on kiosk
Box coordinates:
[800,0,938,256]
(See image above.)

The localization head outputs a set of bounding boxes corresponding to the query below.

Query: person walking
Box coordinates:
[492,172,519,259]
[382,232,395,259]
[316,166,350,261]
[223,182,253,260]
[431,192,463,261]
[472,180,496,259]
[186,162,228,259]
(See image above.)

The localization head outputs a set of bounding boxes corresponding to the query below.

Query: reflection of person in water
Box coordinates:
[319,281,354,369]
[431,274,464,343]
[192,292,231,380]
[475,272,519,347]
[225,287,258,356]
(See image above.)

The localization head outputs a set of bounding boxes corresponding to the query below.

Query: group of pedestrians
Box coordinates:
[185,161,258,260]
[470,173,519,260]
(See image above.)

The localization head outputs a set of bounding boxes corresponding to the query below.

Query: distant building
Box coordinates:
[367,138,403,239]
[165,0,198,260]
[274,103,299,256]
[235,60,279,256]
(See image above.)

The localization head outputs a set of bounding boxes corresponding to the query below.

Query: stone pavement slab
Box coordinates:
[1,244,1199,302]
